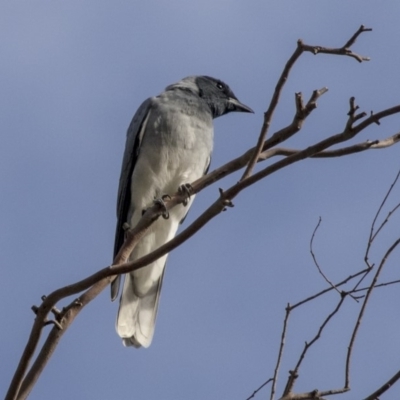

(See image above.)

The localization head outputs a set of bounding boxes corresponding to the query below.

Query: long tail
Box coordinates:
[116,262,166,348]
[115,196,195,347]
[115,213,180,348]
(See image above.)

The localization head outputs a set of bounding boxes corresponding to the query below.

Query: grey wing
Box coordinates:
[111,97,153,301]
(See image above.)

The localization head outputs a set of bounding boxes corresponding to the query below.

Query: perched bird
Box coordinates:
[112,76,253,348]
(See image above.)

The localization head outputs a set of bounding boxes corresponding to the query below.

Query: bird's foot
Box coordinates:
[178,183,194,206]
[154,195,171,219]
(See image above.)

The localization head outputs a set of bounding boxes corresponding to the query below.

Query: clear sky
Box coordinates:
[1,1,400,399]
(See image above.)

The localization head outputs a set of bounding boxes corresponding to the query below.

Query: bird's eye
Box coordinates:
[216,82,224,90]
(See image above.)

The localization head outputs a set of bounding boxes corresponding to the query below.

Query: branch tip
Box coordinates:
[318,87,329,96]
[348,97,358,116]
[343,25,372,49]
[295,92,305,113]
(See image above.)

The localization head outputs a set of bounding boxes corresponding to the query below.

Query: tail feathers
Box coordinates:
[116,271,164,348]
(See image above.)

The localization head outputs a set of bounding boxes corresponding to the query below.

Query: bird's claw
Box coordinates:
[154,195,170,219]
[178,183,193,206]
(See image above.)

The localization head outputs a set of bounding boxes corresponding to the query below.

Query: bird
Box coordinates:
[112,75,253,348]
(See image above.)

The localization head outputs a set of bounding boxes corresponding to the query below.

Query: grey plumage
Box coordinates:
[112,76,253,348]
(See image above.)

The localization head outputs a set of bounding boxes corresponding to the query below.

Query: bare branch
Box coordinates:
[259,132,400,161]
[266,163,400,400]
[279,386,350,400]
[299,25,372,63]
[290,268,369,310]
[352,279,400,294]
[6,25,400,400]
[200,88,329,192]
[282,295,347,397]
[240,43,303,180]
[343,25,372,49]
[17,298,86,400]
[245,378,273,400]
[353,105,400,132]
[370,170,400,243]
[309,217,342,295]
[271,304,291,400]
[345,238,400,388]
[355,168,400,292]
[242,24,371,181]
[364,369,400,400]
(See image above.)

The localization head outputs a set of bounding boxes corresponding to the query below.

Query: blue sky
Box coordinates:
[1,1,400,399]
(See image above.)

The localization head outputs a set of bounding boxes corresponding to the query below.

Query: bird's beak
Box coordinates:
[228,97,254,113]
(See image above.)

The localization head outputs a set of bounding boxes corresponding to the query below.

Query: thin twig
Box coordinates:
[352,279,400,294]
[366,169,400,257]
[270,304,291,400]
[353,168,400,292]
[372,201,400,242]
[258,132,400,161]
[282,296,347,397]
[299,25,372,63]
[371,171,400,244]
[345,238,400,388]
[242,25,371,180]
[245,378,273,400]
[240,45,303,180]
[309,217,342,295]
[364,369,400,400]
[291,268,369,310]
[279,386,350,400]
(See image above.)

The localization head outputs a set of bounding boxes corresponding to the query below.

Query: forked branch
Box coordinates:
[255,169,400,400]
[7,25,400,400]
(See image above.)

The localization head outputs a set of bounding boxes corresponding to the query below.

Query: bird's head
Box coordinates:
[195,76,254,118]
[167,76,254,119]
